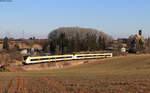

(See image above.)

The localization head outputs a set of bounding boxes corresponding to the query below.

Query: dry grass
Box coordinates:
[0,54,150,93]
[0,51,22,65]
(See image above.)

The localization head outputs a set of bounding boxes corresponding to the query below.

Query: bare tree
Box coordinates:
[3,37,9,50]
[48,27,113,54]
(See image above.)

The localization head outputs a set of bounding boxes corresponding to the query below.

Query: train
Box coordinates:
[22,53,113,64]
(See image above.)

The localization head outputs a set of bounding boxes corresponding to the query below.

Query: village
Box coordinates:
[0,29,149,56]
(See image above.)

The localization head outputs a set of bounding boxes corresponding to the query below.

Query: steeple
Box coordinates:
[139,30,142,36]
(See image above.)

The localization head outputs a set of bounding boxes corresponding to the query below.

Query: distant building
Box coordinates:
[117,38,128,44]
[128,30,145,53]
[0,39,45,51]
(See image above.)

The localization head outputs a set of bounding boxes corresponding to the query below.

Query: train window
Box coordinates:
[77,55,91,57]
[50,57,56,59]
[56,57,65,59]
[40,58,49,60]
[96,55,103,56]
[31,59,39,61]
[77,56,84,58]
[66,56,72,58]
[86,55,92,57]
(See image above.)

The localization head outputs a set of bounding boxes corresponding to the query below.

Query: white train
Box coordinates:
[22,53,113,64]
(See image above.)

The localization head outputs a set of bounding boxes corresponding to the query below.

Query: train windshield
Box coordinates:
[23,56,29,60]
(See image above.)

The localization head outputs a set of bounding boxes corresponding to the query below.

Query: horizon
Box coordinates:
[0,0,150,39]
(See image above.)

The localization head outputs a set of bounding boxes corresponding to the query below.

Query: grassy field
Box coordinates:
[0,54,150,93]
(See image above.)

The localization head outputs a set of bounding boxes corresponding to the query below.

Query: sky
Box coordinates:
[0,0,150,39]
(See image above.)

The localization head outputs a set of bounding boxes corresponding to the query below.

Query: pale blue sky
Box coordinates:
[0,0,150,39]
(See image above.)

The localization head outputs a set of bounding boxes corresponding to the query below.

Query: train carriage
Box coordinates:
[23,54,74,64]
[75,53,112,59]
[23,53,112,64]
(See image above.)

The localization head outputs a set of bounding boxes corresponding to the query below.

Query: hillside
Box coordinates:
[0,54,150,93]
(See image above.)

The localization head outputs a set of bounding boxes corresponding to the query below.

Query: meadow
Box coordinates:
[0,54,150,93]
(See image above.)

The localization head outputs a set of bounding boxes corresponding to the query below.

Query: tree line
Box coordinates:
[48,27,112,54]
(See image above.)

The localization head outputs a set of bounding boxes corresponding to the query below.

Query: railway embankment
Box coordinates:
[1,59,89,72]
[2,54,149,72]
[21,60,89,71]
[1,56,112,72]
